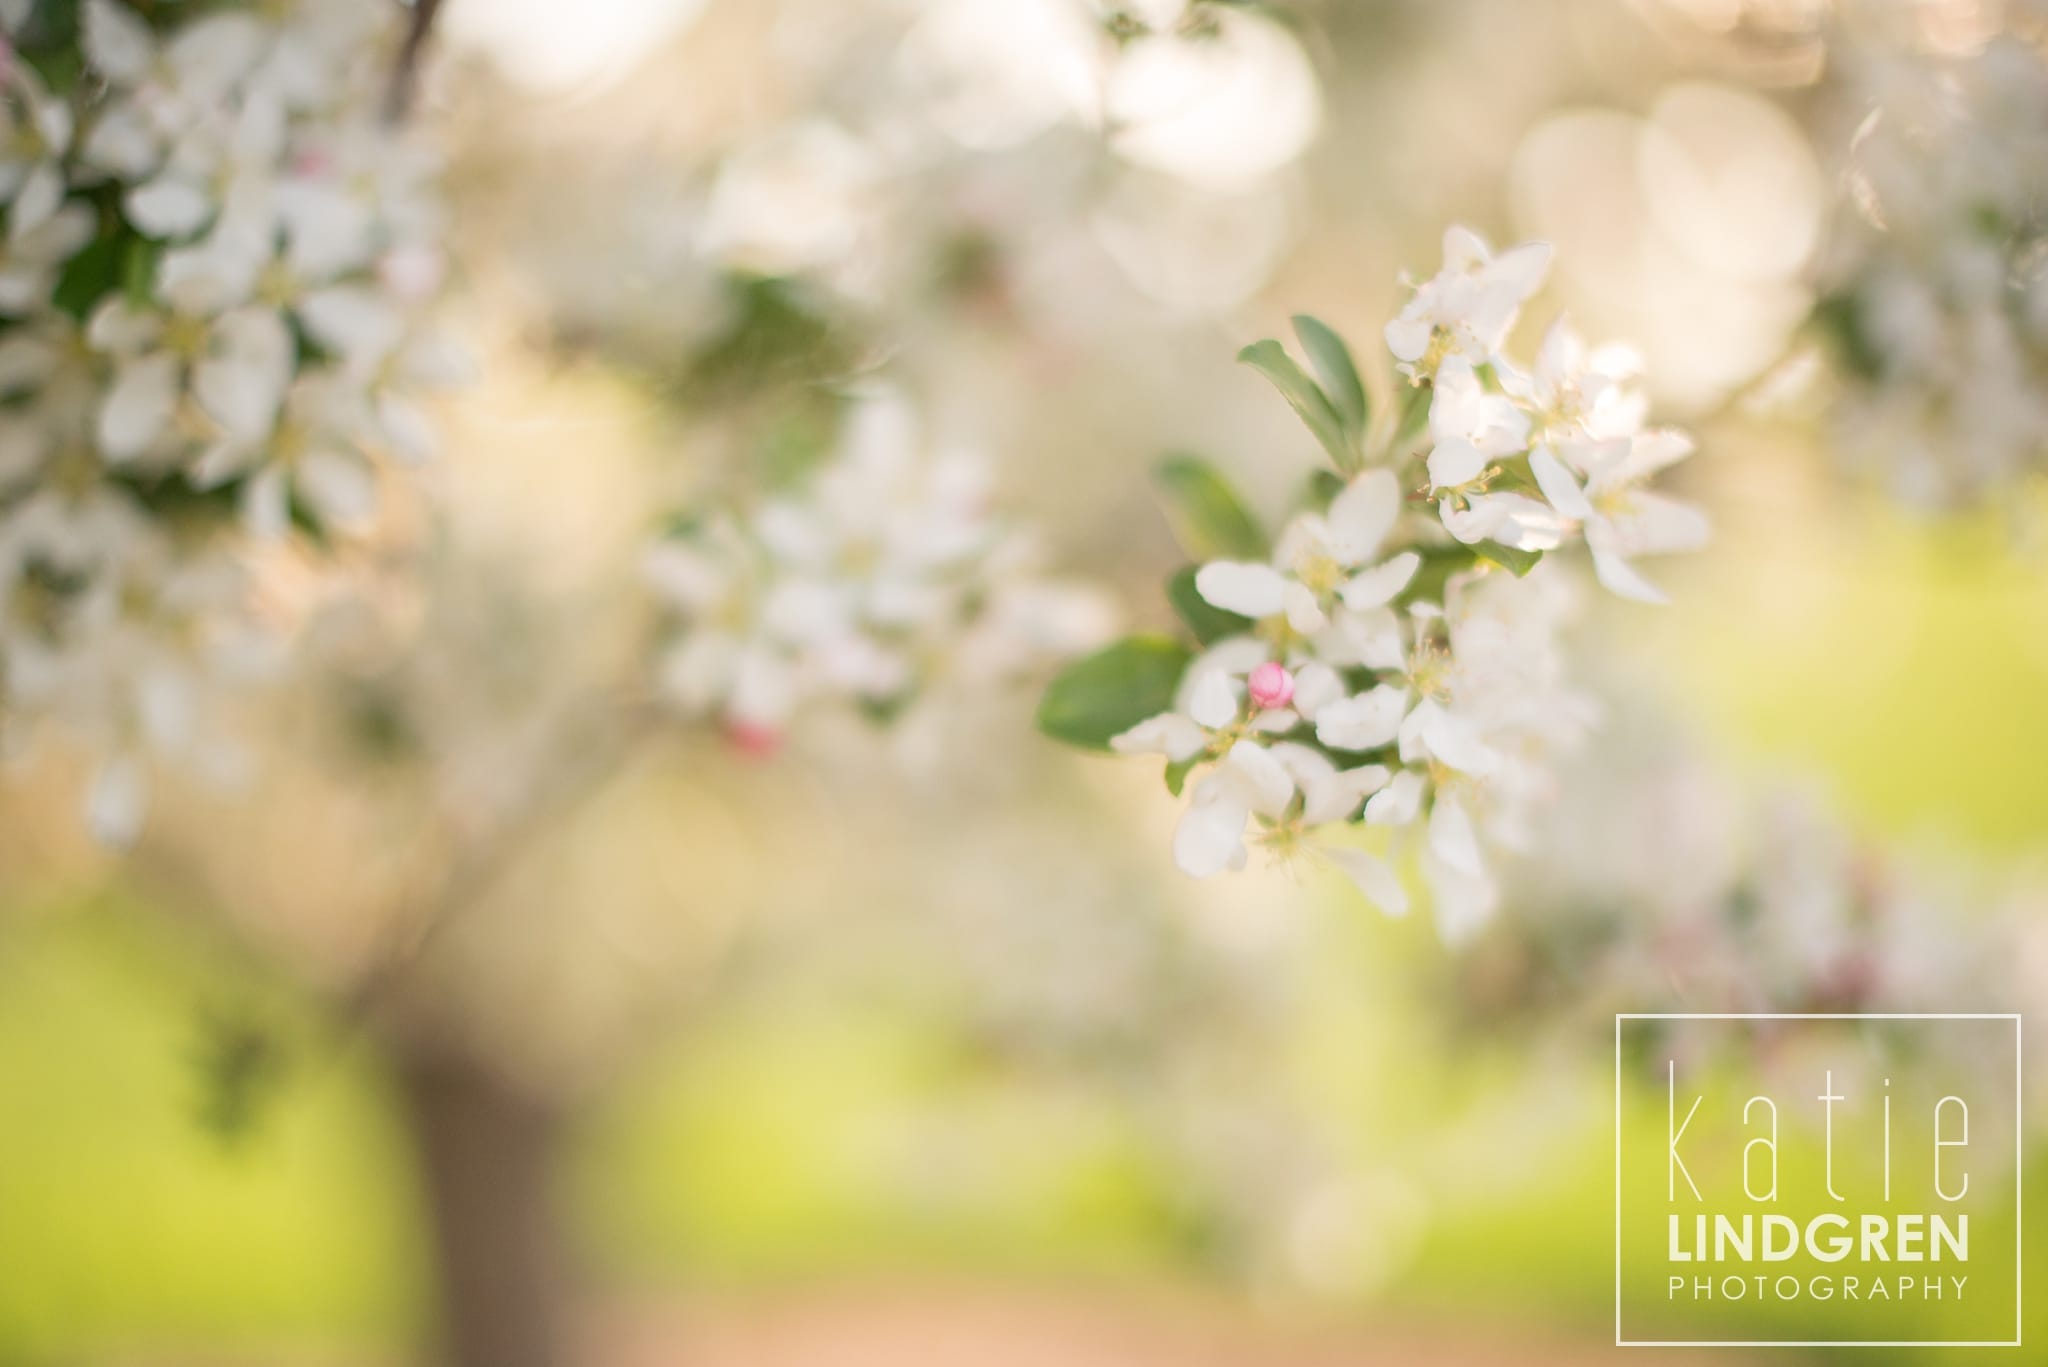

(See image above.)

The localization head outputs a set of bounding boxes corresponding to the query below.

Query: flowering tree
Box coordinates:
[7,0,2046,1362]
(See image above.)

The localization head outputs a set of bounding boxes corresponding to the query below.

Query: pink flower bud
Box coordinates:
[1247,661,1294,711]
[726,720,782,757]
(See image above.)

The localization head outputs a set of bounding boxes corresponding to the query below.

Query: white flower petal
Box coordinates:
[85,0,157,83]
[1483,240,1552,301]
[1174,784,1251,878]
[1282,579,1326,634]
[375,393,438,465]
[1591,547,1668,604]
[1428,792,1485,878]
[81,105,159,178]
[1186,668,1239,729]
[240,464,291,540]
[296,286,403,366]
[1529,444,1592,519]
[1321,846,1408,916]
[1289,661,1344,719]
[10,162,64,238]
[1365,769,1425,826]
[1339,551,1419,611]
[1111,712,1207,763]
[1400,699,1497,776]
[1325,468,1398,562]
[1427,437,1487,490]
[1314,684,1407,752]
[98,352,181,460]
[299,448,377,529]
[1194,560,1290,619]
[125,177,215,238]
[1384,315,1430,363]
[195,309,292,440]
[1314,604,1405,670]
[1219,739,1294,818]
[1425,845,1497,943]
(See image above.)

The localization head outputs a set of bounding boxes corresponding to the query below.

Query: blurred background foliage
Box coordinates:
[5,0,2048,1362]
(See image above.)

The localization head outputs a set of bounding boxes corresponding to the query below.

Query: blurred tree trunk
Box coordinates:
[399,1046,571,1367]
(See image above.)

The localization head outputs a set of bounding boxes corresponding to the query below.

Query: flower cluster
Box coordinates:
[644,387,1114,749]
[1041,228,1706,937]
[0,0,455,840]
[1809,19,2048,507]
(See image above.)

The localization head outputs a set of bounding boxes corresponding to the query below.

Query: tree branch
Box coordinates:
[386,0,448,122]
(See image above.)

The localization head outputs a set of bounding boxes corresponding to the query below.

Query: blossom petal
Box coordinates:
[195,308,292,440]
[1174,784,1251,878]
[1427,437,1487,490]
[299,448,378,529]
[1315,684,1407,752]
[1339,551,1419,611]
[1281,580,1326,634]
[1482,240,1552,301]
[85,0,157,83]
[1186,668,1239,729]
[81,104,158,178]
[1364,769,1424,826]
[1428,791,1485,878]
[126,177,214,238]
[240,464,291,540]
[1194,560,1289,619]
[98,352,181,460]
[1400,699,1497,775]
[1111,712,1207,763]
[1529,444,1592,519]
[1425,845,1497,943]
[1289,661,1345,719]
[1321,846,1408,916]
[1384,315,1429,363]
[1591,548,1667,604]
[1218,739,1294,818]
[1326,468,1398,562]
[10,163,64,239]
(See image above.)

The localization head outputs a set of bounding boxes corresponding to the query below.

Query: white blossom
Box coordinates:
[0,0,452,841]
[1808,22,2048,507]
[648,388,1111,746]
[1093,227,1699,938]
[1384,225,1551,378]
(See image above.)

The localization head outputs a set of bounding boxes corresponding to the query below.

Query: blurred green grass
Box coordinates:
[2,501,2046,1360]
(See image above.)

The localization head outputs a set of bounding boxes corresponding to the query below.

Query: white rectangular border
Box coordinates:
[1613,1012,2023,1349]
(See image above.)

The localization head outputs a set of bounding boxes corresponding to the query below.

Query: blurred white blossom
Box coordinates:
[646,387,1113,747]
[1809,11,2048,506]
[0,0,454,839]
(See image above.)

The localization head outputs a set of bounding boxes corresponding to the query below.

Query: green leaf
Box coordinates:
[1291,314,1367,435]
[1301,468,1346,512]
[1164,753,1201,797]
[1473,541,1543,577]
[1037,635,1192,752]
[1238,338,1357,473]
[1407,544,1475,606]
[1153,453,1267,561]
[1166,565,1251,645]
[1389,378,1433,456]
[1813,291,1886,382]
[51,231,124,322]
[121,237,160,308]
